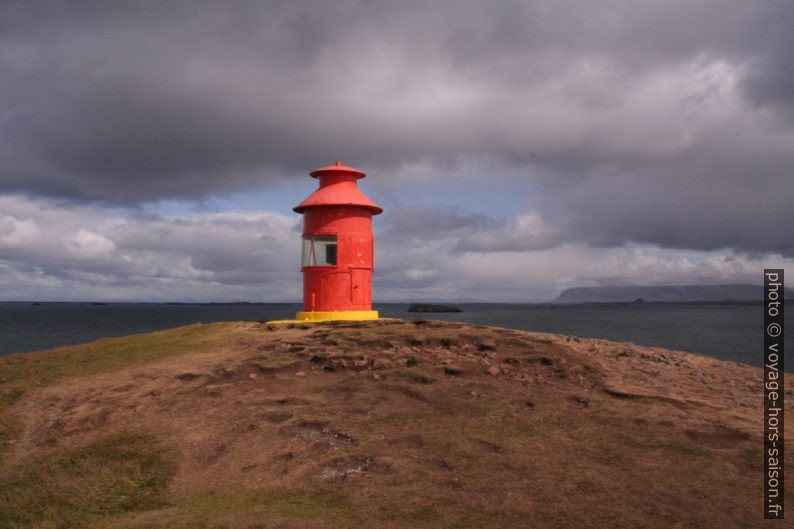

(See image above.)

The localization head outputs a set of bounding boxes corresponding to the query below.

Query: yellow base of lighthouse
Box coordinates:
[295,310,379,322]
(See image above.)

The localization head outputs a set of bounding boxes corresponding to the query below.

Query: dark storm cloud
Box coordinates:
[0,0,792,256]
[380,207,500,243]
[378,207,565,252]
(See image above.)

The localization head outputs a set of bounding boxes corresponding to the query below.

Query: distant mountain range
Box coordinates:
[553,283,790,303]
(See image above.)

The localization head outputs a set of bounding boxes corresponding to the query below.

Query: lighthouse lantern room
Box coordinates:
[293,162,382,321]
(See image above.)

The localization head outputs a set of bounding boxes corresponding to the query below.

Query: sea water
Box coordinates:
[0,302,783,369]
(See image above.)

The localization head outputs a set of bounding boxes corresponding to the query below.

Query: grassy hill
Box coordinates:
[0,319,788,528]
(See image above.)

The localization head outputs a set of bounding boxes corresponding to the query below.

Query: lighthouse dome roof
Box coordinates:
[310,161,365,179]
[294,162,382,214]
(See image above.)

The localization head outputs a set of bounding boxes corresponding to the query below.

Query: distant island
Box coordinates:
[553,283,789,303]
[408,303,463,313]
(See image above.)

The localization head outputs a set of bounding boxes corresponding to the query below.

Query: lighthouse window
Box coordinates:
[301,234,337,266]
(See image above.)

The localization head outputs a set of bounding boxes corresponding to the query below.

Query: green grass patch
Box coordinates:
[0,388,25,460]
[0,432,176,529]
[0,387,24,407]
[0,324,235,461]
[0,414,21,461]
[185,490,354,520]
[115,490,357,529]
[0,323,238,389]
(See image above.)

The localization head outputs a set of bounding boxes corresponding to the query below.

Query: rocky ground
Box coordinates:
[0,318,790,528]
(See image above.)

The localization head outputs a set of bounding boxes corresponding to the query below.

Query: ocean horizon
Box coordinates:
[1,301,784,369]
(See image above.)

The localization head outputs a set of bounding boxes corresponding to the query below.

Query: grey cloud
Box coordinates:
[378,207,567,253]
[454,213,565,253]
[379,206,500,243]
[0,195,301,300]
[0,0,792,258]
[732,3,794,114]
[2,196,794,302]
[540,121,794,256]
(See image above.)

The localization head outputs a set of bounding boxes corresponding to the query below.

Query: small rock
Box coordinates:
[373,374,381,380]
[295,371,306,377]
[444,365,463,376]
[487,366,501,376]
[571,396,589,408]
[694,372,712,385]
[372,358,392,369]
[354,359,369,369]
[248,373,258,380]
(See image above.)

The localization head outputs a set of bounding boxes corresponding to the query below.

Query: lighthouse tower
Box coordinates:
[293,162,382,321]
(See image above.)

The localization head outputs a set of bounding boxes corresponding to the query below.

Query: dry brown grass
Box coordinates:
[0,319,790,528]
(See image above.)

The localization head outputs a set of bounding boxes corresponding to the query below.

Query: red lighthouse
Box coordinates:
[293,162,382,321]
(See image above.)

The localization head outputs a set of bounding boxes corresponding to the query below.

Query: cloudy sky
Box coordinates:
[1,0,792,302]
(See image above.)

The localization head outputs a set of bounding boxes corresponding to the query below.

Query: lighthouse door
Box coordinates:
[319,270,351,311]
[350,269,368,309]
